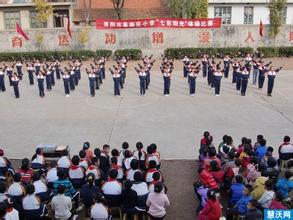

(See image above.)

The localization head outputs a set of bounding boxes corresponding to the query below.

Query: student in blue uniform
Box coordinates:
[86,68,97,97]
[241,67,250,96]
[15,61,23,80]
[135,66,147,96]
[109,67,121,96]
[223,55,231,78]
[10,73,20,98]
[0,67,5,92]
[36,72,45,98]
[267,66,282,96]
[27,63,35,85]
[213,67,223,96]
[62,70,70,97]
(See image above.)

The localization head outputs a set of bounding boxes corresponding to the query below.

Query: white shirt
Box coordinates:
[46,167,58,183]
[267,70,277,76]
[163,72,171,77]
[79,159,88,170]
[123,157,135,170]
[213,71,223,76]
[86,166,101,180]
[8,182,24,196]
[133,150,146,161]
[0,71,4,76]
[280,143,293,153]
[242,70,249,75]
[131,182,149,196]
[258,190,274,208]
[57,156,71,168]
[102,181,122,195]
[91,203,108,219]
[37,74,44,79]
[126,169,142,182]
[52,194,72,219]
[32,155,45,165]
[0,157,7,167]
[63,74,70,79]
[4,208,19,220]
[22,195,40,210]
[33,179,47,194]
[69,166,84,179]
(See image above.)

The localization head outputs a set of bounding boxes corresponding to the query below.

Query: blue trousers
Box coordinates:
[28,71,34,85]
[89,79,96,96]
[63,78,70,95]
[113,78,120,95]
[45,75,52,90]
[241,78,248,96]
[258,73,265,89]
[163,76,170,95]
[12,82,19,98]
[214,76,222,95]
[268,75,275,95]
[189,77,196,94]
[37,79,45,97]
[0,75,5,91]
[139,76,146,95]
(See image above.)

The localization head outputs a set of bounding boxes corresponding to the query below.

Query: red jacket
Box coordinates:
[199,170,218,189]
[269,200,288,209]
[198,199,222,220]
[211,170,224,183]
[17,168,34,184]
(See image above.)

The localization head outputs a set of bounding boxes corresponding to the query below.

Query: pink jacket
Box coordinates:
[146,192,170,218]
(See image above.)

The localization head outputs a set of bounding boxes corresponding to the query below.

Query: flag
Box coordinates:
[66,18,72,39]
[16,23,29,40]
[259,20,264,37]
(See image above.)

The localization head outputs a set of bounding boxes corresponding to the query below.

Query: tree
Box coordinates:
[77,28,90,49]
[34,0,53,23]
[269,0,287,38]
[193,0,208,18]
[35,33,44,51]
[112,0,125,20]
[167,0,208,18]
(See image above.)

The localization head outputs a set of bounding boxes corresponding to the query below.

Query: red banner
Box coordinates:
[96,18,221,29]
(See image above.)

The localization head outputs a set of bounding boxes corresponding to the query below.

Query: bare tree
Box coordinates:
[112,0,125,19]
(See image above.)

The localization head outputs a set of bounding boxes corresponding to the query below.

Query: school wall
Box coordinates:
[1,25,293,57]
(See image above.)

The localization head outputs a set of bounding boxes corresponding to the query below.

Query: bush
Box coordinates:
[0,50,96,61]
[164,47,254,59]
[114,49,142,60]
[278,47,293,57]
[257,47,279,58]
[96,50,112,58]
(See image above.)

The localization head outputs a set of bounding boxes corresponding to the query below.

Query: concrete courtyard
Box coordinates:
[0,60,293,159]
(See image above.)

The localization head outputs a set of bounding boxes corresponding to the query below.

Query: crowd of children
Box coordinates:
[0,142,170,220]
[195,131,293,220]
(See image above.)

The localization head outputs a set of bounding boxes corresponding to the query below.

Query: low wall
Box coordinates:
[1,25,293,57]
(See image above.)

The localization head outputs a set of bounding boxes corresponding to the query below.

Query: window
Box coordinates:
[214,6,232,24]
[244,6,254,24]
[4,11,20,29]
[30,11,47,28]
[53,10,69,28]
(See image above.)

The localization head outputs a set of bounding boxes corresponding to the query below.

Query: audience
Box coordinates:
[196,132,293,219]
[0,133,292,219]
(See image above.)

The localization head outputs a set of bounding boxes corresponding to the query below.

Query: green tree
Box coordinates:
[111,0,125,20]
[34,0,53,23]
[193,0,208,18]
[167,0,208,18]
[269,0,287,38]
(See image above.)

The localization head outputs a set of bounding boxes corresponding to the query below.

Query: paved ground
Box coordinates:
[1,59,293,159]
